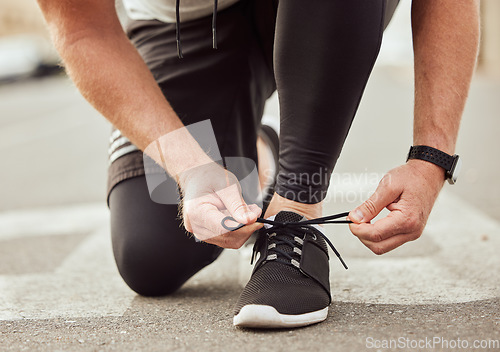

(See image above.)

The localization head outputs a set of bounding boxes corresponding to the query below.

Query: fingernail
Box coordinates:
[350,209,364,222]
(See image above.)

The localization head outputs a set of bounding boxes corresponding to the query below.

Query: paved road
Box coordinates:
[1,65,499,351]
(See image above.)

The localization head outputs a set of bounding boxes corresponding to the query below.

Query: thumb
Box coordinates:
[217,183,258,224]
[349,176,401,223]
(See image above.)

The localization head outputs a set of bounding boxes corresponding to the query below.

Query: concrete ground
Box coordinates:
[1,64,500,350]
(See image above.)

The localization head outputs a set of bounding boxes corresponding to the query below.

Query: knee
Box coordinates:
[112,233,187,297]
[117,259,185,297]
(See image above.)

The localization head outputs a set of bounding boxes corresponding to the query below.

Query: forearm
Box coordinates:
[62,32,180,150]
[349,1,480,253]
[38,0,211,176]
[411,0,480,155]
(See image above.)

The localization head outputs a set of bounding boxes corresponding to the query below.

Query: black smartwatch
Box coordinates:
[407,145,462,185]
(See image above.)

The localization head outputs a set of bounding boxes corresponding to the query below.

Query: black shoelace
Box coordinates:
[221,212,352,270]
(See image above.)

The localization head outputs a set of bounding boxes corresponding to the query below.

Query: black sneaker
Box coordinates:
[233,211,335,328]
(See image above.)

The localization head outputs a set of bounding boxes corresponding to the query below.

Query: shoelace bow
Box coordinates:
[221,212,352,270]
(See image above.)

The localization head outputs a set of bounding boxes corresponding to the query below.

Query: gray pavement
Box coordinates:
[1,65,500,351]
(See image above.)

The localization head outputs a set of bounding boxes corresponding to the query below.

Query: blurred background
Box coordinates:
[0,0,499,220]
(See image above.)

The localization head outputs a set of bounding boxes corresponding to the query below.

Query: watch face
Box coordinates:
[448,156,462,185]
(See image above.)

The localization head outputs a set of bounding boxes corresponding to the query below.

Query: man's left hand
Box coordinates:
[348,160,445,255]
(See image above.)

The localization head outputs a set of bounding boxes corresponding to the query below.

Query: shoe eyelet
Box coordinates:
[306,232,317,241]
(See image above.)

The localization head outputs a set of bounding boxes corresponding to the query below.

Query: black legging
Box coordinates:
[275,0,394,203]
[110,0,397,296]
[110,176,223,296]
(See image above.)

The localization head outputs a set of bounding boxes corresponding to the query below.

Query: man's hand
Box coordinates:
[180,163,263,249]
[349,0,480,255]
[348,160,444,255]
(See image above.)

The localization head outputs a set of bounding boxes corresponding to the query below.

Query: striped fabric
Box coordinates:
[108,129,139,164]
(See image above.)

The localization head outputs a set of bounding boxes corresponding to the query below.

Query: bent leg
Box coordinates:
[107,1,279,295]
[109,176,223,296]
[274,0,398,204]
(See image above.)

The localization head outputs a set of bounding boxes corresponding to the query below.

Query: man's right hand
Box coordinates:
[179,163,263,249]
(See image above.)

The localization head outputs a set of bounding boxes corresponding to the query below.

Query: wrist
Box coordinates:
[413,136,455,156]
[407,145,462,184]
[177,161,223,190]
[406,159,446,185]
[165,145,213,177]
[144,128,214,181]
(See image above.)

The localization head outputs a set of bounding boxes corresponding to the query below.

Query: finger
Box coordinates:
[203,222,263,249]
[216,183,257,224]
[196,204,230,238]
[191,201,261,240]
[231,220,264,236]
[349,210,405,242]
[359,232,417,255]
[349,175,402,223]
[191,226,226,244]
[247,203,263,217]
[184,199,227,238]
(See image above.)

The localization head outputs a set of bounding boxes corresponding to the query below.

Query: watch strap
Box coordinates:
[407,145,454,172]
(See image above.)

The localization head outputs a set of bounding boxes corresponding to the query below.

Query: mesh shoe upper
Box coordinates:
[234,211,331,316]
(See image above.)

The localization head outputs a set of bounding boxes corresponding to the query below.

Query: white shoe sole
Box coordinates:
[233,305,328,328]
